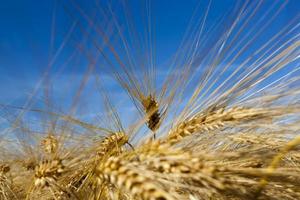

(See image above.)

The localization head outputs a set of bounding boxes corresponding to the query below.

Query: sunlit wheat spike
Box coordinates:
[24,157,76,200]
[96,132,129,158]
[96,156,175,200]
[0,163,15,200]
[141,95,161,132]
[166,106,288,143]
[62,132,130,198]
[34,158,64,188]
[112,141,300,199]
[40,134,59,155]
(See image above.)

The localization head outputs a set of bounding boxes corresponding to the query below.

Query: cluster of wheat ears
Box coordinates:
[0,0,300,199]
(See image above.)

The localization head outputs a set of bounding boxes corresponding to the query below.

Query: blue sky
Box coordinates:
[0,0,299,136]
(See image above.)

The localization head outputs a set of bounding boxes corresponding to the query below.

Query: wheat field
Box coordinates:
[0,0,299,199]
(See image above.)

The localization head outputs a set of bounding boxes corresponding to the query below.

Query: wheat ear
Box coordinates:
[142,95,161,132]
[167,107,274,143]
[96,156,175,200]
